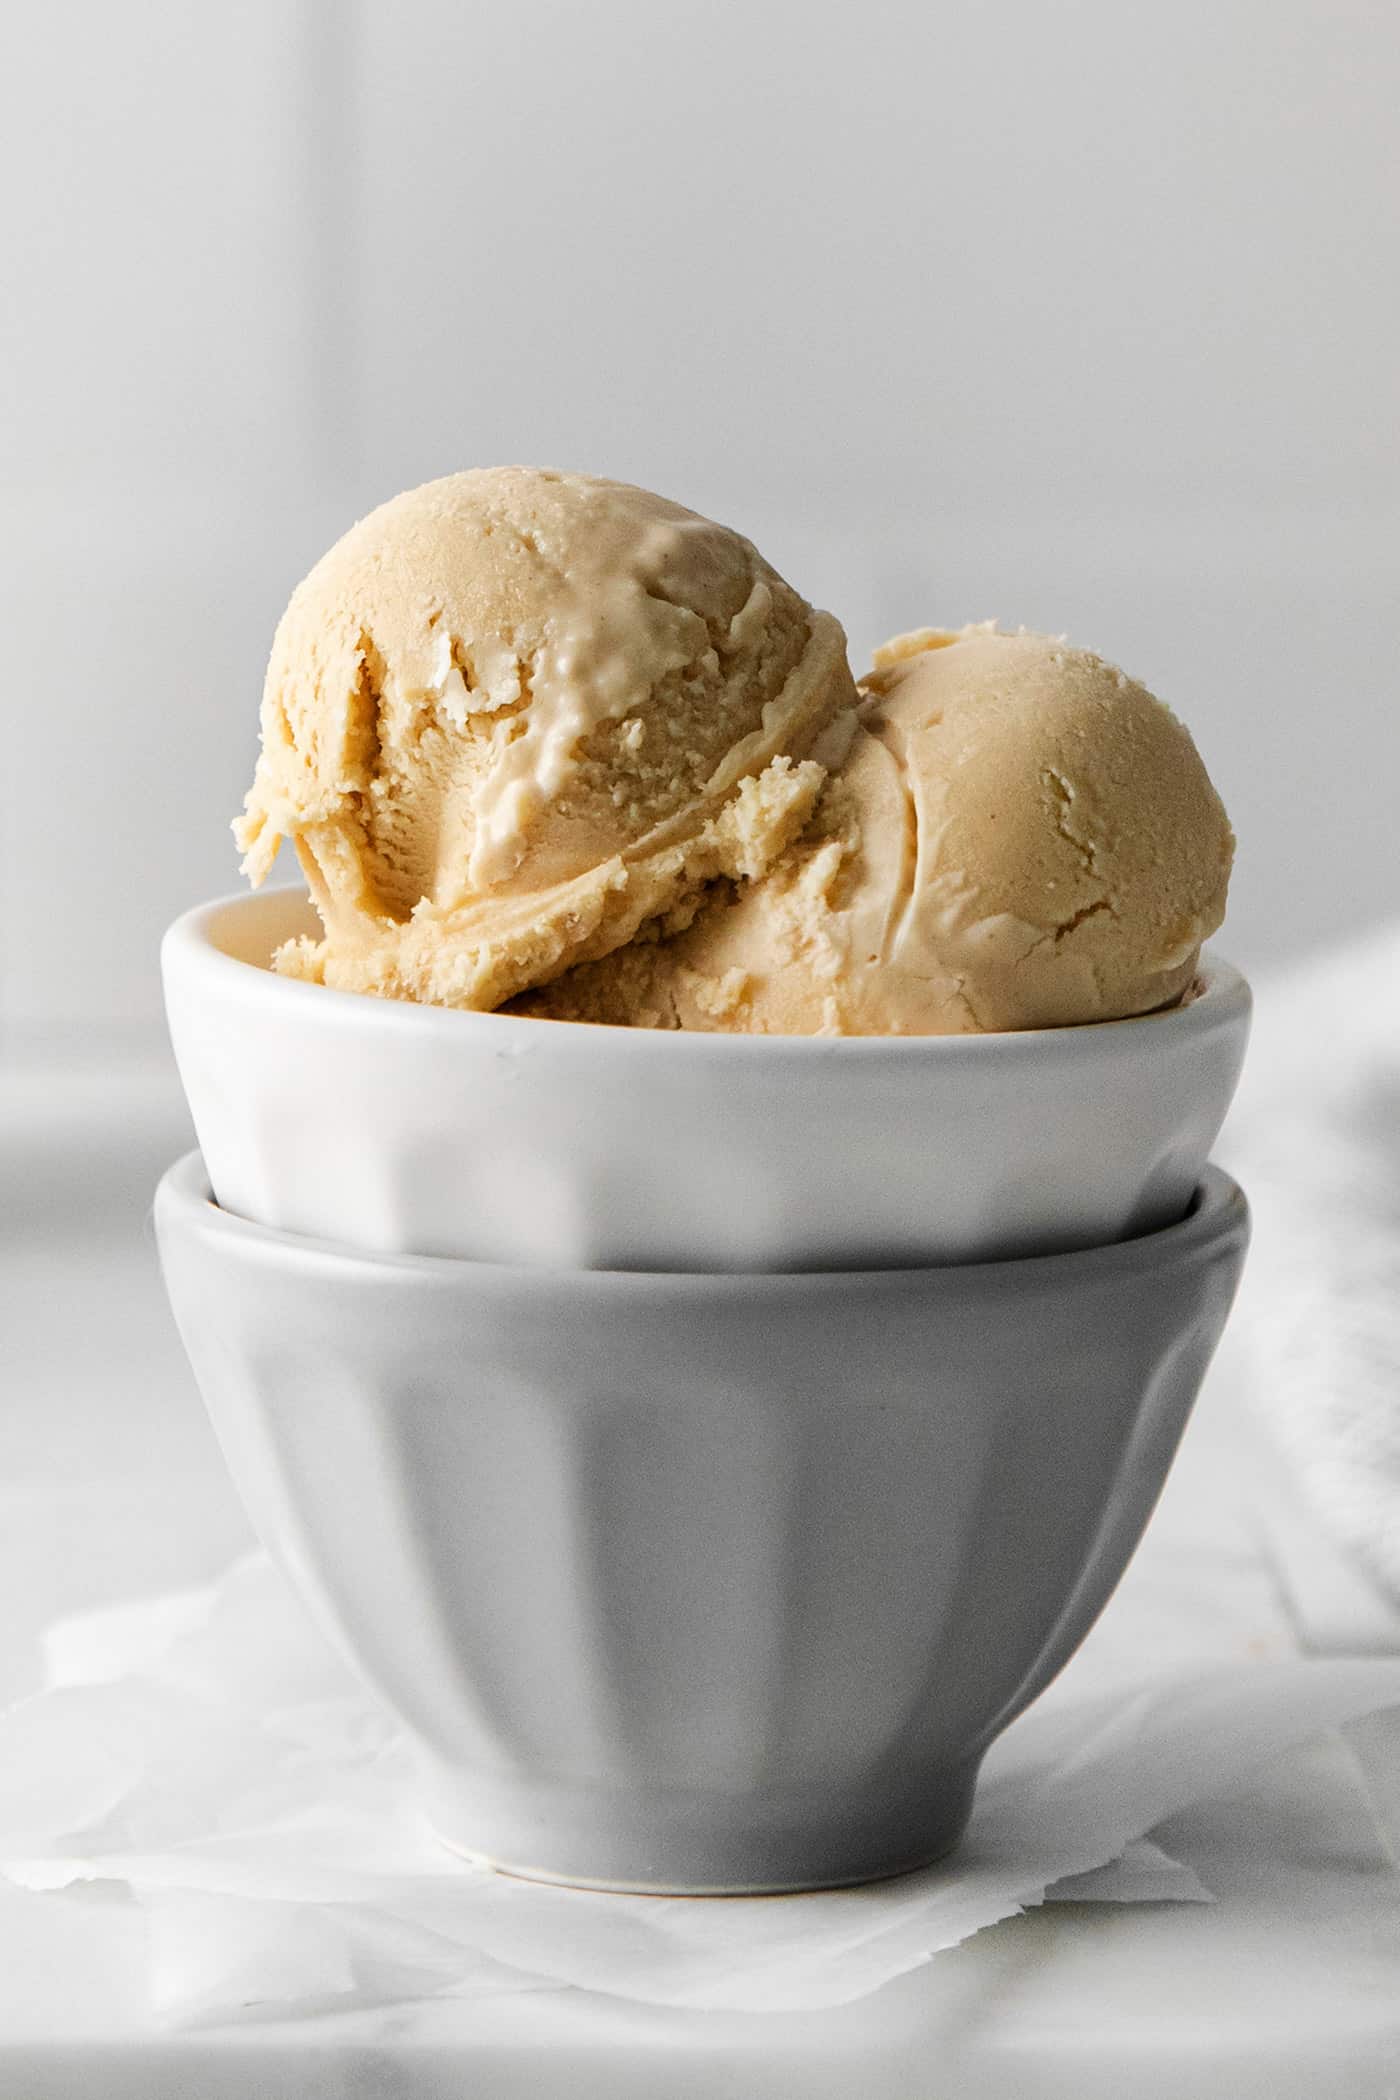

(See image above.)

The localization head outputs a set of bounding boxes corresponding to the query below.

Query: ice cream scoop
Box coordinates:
[521,624,1235,1034]
[234,469,855,1010]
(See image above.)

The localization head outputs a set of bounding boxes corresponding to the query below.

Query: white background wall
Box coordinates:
[3,0,1397,1050]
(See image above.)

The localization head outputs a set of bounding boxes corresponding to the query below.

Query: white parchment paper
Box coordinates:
[3,1552,1398,2022]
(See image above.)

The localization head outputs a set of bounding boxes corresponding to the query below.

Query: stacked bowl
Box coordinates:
[156,884,1250,1893]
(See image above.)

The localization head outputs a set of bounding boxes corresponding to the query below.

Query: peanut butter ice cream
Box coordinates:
[521,624,1234,1034]
[235,469,855,1009]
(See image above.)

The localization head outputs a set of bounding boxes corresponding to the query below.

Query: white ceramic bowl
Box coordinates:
[163,888,1251,1271]
[155,1152,1249,1893]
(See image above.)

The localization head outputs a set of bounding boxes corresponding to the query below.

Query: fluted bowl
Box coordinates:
[155,1151,1248,1893]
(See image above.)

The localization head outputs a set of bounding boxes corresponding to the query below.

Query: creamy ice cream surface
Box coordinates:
[520,624,1235,1034]
[235,469,855,1009]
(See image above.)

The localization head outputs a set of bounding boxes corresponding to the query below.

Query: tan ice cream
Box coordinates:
[234,469,855,1009]
[519,624,1234,1034]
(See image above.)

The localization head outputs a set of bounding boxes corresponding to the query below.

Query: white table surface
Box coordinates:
[4,1053,1400,2098]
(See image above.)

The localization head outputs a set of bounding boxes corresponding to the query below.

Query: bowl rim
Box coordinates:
[162,887,1251,1062]
[156,1148,1249,1294]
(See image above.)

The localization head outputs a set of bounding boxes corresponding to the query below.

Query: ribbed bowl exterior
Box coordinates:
[155,1155,1248,1892]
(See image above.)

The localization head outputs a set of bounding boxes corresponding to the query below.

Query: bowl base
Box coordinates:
[418,1759,980,1896]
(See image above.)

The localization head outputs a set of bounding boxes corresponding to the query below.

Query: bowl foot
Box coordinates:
[418,1758,981,1896]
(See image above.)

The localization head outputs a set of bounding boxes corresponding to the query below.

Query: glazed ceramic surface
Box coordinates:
[162,890,1250,1272]
[156,1153,1249,1892]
